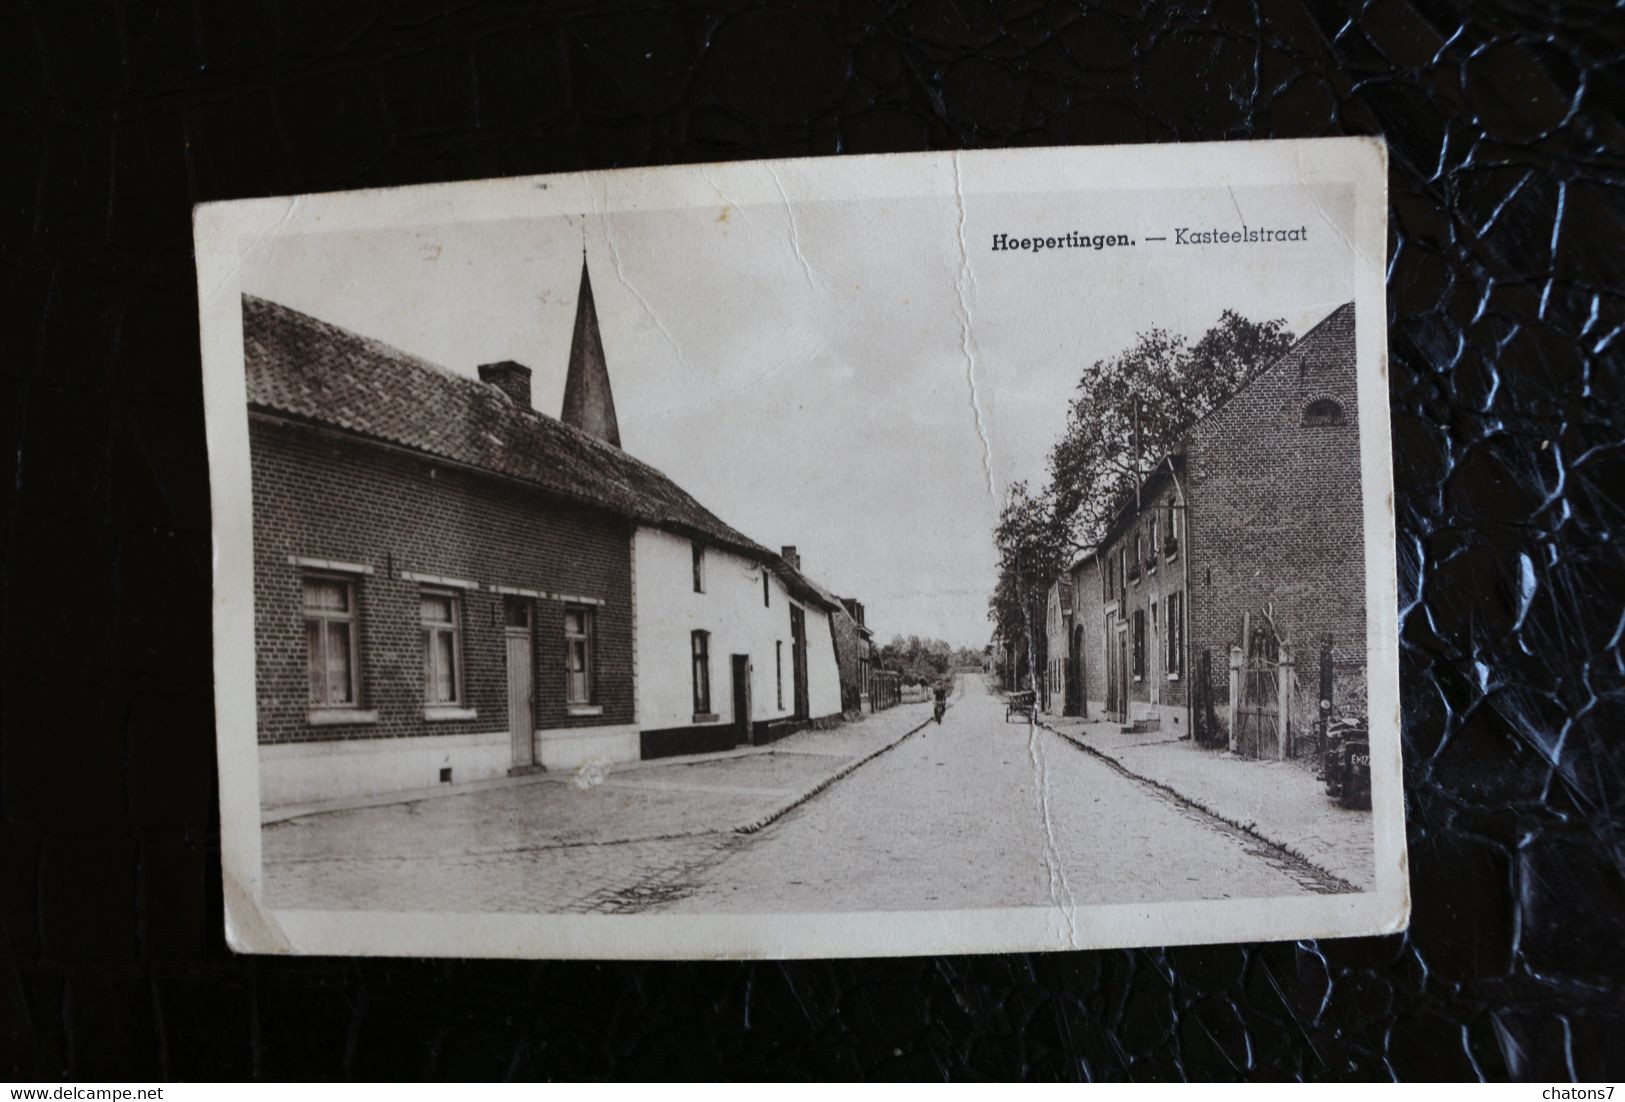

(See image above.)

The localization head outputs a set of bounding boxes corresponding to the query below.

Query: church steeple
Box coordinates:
[561,252,621,448]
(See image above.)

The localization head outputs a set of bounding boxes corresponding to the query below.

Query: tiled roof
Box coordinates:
[1099,450,1185,546]
[242,294,822,592]
[836,597,875,638]
[776,562,848,617]
[778,567,844,614]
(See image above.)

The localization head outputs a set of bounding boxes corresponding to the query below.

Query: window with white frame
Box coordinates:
[692,541,706,593]
[564,606,594,705]
[421,589,463,704]
[304,575,359,707]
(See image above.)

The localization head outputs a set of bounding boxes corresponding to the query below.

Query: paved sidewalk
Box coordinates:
[1041,717,1375,889]
[264,702,936,870]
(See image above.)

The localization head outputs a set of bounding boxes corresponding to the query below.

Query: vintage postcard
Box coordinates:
[196,138,1406,959]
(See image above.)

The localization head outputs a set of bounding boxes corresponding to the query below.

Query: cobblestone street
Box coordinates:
[264,677,1357,914]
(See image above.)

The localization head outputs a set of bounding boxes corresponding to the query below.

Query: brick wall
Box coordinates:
[828,608,869,712]
[250,417,635,745]
[1185,304,1366,730]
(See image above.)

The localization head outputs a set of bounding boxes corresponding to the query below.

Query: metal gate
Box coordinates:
[1234,618,1281,759]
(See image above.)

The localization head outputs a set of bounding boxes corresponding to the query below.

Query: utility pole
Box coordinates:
[1133,394,1143,515]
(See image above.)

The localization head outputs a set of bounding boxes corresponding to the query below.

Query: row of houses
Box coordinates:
[1038,302,1367,759]
[247,257,878,808]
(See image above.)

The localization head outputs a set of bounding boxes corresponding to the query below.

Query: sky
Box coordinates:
[243,181,1355,649]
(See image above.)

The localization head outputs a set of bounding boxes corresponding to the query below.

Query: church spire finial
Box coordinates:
[560,248,622,448]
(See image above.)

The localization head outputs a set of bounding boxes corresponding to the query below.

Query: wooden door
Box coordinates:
[1149,602,1161,707]
[1116,630,1129,723]
[1069,625,1085,717]
[789,604,809,720]
[505,601,535,768]
[1104,613,1117,719]
[731,654,753,746]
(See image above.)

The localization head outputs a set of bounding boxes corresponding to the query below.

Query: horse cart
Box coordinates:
[1005,690,1036,723]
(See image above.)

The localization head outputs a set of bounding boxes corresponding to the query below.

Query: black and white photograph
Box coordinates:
[198,139,1404,958]
[15,0,1623,1081]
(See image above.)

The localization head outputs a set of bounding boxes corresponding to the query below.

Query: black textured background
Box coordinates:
[3,0,1622,1083]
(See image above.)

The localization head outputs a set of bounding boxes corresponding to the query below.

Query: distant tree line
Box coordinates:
[876,635,983,686]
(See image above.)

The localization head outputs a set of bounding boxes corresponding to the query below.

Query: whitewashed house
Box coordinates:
[563,257,845,759]
[632,530,844,757]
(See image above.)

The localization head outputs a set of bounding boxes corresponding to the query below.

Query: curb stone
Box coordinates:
[269,706,938,853]
[734,710,939,834]
[483,709,936,850]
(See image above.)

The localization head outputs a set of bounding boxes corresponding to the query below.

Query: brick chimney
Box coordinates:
[780,545,800,571]
[478,361,532,408]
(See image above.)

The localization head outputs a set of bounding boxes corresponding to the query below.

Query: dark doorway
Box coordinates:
[1105,613,1119,720]
[1114,624,1129,724]
[789,604,809,720]
[1067,623,1086,716]
[731,654,753,746]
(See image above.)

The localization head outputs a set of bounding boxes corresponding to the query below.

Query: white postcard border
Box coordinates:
[196,137,1406,959]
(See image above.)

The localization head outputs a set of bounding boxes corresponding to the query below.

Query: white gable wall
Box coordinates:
[804,604,843,720]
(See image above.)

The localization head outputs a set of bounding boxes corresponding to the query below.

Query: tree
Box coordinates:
[987,310,1294,683]
[987,481,1071,688]
[875,634,963,685]
[1047,310,1294,549]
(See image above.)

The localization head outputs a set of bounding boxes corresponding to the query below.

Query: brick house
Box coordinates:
[1091,457,1192,735]
[1064,302,1363,754]
[832,597,875,713]
[247,257,843,805]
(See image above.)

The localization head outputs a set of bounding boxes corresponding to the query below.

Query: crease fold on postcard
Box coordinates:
[952,152,998,508]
